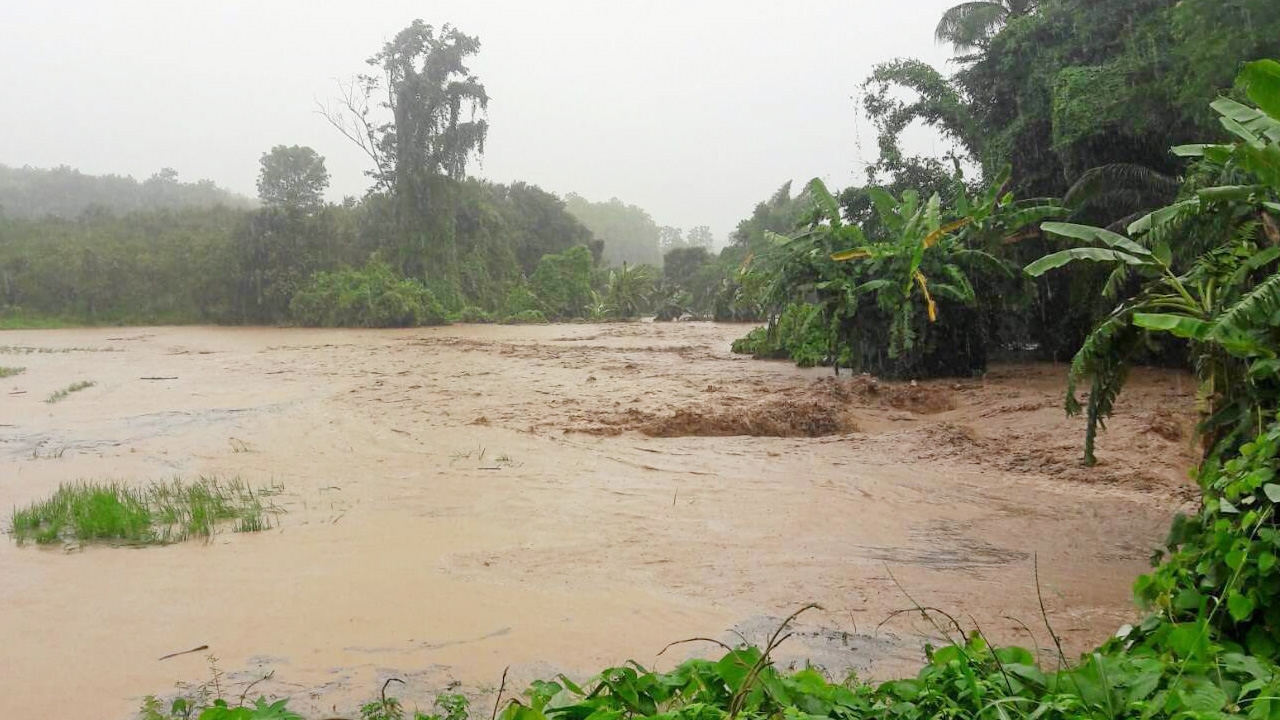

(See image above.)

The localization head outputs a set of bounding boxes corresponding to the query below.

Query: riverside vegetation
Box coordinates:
[9,477,281,546]
[0,0,1277,718]
[131,54,1280,720]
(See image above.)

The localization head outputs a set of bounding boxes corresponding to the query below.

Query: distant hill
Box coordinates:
[0,164,253,219]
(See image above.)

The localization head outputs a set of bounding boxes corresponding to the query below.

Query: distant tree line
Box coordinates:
[0,20,727,328]
[0,164,251,219]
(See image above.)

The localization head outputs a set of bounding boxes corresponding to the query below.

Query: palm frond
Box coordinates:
[952,248,1016,278]
[1042,222,1153,258]
[934,1,1009,50]
[1064,164,1180,210]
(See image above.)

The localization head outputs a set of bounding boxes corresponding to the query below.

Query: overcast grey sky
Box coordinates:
[0,1,961,241]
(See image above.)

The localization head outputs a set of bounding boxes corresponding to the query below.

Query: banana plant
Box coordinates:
[827,186,971,358]
[824,168,1063,360]
[1025,61,1280,464]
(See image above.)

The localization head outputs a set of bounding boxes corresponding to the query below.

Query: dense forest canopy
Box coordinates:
[0,164,251,218]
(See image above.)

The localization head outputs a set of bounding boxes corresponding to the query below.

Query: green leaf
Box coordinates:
[1197,185,1266,202]
[802,178,843,228]
[1178,678,1229,713]
[1025,248,1149,277]
[1228,590,1257,622]
[1226,547,1247,569]
[1259,552,1278,573]
[1127,199,1199,236]
[1133,313,1211,340]
[1173,588,1204,611]
[1167,621,1211,658]
[1212,96,1267,124]
[1241,59,1280,120]
[1172,143,1213,157]
[1042,222,1152,257]
[1220,115,1262,144]
[853,279,894,295]
[1250,359,1280,380]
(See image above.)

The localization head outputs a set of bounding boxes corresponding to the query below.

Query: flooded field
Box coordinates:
[0,323,1197,718]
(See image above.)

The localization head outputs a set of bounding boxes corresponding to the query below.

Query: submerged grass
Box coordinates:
[44,380,96,403]
[0,366,25,378]
[9,477,283,546]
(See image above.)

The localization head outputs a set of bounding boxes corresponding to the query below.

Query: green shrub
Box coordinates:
[1135,417,1280,654]
[501,309,548,324]
[449,306,494,324]
[529,245,593,319]
[289,261,447,328]
[731,303,833,368]
[501,282,541,318]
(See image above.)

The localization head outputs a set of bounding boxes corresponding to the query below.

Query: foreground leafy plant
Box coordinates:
[9,477,282,546]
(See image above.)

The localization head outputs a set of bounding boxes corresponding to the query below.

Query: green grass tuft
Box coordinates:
[9,477,283,546]
[44,380,96,404]
[0,366,25,378]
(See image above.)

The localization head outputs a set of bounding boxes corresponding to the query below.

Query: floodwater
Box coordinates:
[0,323,1197,718]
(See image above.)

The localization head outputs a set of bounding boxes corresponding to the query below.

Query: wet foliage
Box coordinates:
[289,261,447,328]
[10,477,281,547]
[734,169,1061,378]
[1027,60,1280,463]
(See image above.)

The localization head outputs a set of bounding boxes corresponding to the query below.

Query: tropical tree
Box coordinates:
[687,226,715,249]
[658,226,686,253]
[529,245,594,319]
[256,145,329,212]
[321,20,488,283]
[934,0,1036,52]
[599,263,656,319]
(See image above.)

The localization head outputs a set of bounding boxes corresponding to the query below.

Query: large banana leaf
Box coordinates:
[1238,143,1280,190]
[1127,199,1199,236]
[803,178,843,228]
[1025,248,1152,277]
[1132,313,1211,341]
[1197,185,1270,202]
[1042,222,1153,258]
[866,188,902,231]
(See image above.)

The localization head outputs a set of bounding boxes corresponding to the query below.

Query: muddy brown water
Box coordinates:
[0,323,1197,718]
